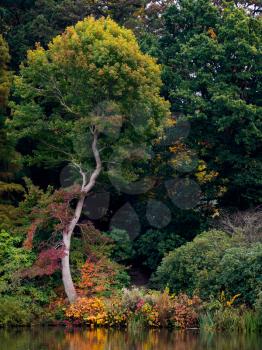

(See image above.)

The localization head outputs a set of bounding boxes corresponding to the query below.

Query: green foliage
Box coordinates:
[152,230,236,296]
[160,0,262,206]
[0,35,24,229]
[11,16,169,177]
[0,229,34,293]
[0,0,261,328]
[104,228,134,263]
[200,295,262,333]
[199,291,260,332]
[0,296,33,327]
[217,244,262,305]
[135,229,185,271]
[153,230,262,304]
[0,34,10,110]
[151,230,237,296]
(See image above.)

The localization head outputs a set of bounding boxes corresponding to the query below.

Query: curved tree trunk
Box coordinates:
[62,233,78,303]
[61,129,102,303]
[62,194,85,303]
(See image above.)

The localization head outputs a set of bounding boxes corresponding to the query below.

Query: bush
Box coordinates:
[78,256,130,297]
[0,229,35,293]
[152,230,262,304]
[254,292,262,317]
[200,293,262,333]
[64,288,202,329]
[151,230,242,298]
[65,297,107,326]
[217,243,262,305]
[0,296,33,327]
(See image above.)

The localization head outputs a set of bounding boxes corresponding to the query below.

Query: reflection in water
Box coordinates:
[0,328,261,350]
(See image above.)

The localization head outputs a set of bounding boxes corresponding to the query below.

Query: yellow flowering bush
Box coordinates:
[65,297,107,326]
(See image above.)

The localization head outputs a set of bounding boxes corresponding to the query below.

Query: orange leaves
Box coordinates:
[208,28,217,40]
[23,218,43,250]
[169,141,187,154]
[79,257,117,296]
[66,297,107,326]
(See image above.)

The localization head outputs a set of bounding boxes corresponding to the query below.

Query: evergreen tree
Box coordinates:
[0,35,23,229]
[159,0,262,207]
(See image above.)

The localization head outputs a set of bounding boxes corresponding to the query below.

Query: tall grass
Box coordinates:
[200,309,262,333]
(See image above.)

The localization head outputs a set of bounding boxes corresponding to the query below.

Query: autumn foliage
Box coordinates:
[64,288,202,329]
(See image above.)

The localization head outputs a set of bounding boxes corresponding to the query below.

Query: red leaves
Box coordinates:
[22,186,81,278]
[23,186,81,249]
[22,247,66,278]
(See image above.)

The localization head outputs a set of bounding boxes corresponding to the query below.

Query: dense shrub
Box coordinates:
[65,297,107,326]
[217,244,262,305]
[0,229,34,293]
[0,296,33,327]
[78,256,130,297]
[151,230,241,297]
[152,230,262,304]
[200,292,262,333]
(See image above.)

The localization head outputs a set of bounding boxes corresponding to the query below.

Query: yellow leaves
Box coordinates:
[195,160,219,184]
[27,43,47,65]
[226,294,241,307]
[66,297,107,325]
[220,291,241,308]
[211,208,220,218]
[166,117,177,127]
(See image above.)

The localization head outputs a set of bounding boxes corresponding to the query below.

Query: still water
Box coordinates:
[0,328,261,350]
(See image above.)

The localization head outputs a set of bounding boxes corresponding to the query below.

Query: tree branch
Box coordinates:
[83,129,102,193]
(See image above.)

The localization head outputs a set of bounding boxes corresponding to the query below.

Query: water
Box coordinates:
[0,328,261,350]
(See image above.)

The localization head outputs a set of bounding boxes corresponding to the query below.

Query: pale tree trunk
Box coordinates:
[62,234,78,303]
[61,129,101,303]
[61,194,85,303]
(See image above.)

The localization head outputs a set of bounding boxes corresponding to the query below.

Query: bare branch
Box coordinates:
[83,129,102,193]
[72,162,88,191]
[50,77,82,117]
[215,208,262,243]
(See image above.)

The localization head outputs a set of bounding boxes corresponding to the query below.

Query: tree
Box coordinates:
[0,35,24,229]
[11,17,169,302]
[213,1,262,16]
[0,0,147,69]
[159,0,262,208]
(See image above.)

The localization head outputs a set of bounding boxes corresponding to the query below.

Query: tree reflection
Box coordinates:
[0,328,261,350]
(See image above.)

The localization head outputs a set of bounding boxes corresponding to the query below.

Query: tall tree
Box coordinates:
[11,17,169,302]
[0,35,23,229]
[159,0,262,208]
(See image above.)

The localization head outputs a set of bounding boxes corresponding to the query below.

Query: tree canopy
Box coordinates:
[159,0,262,207]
